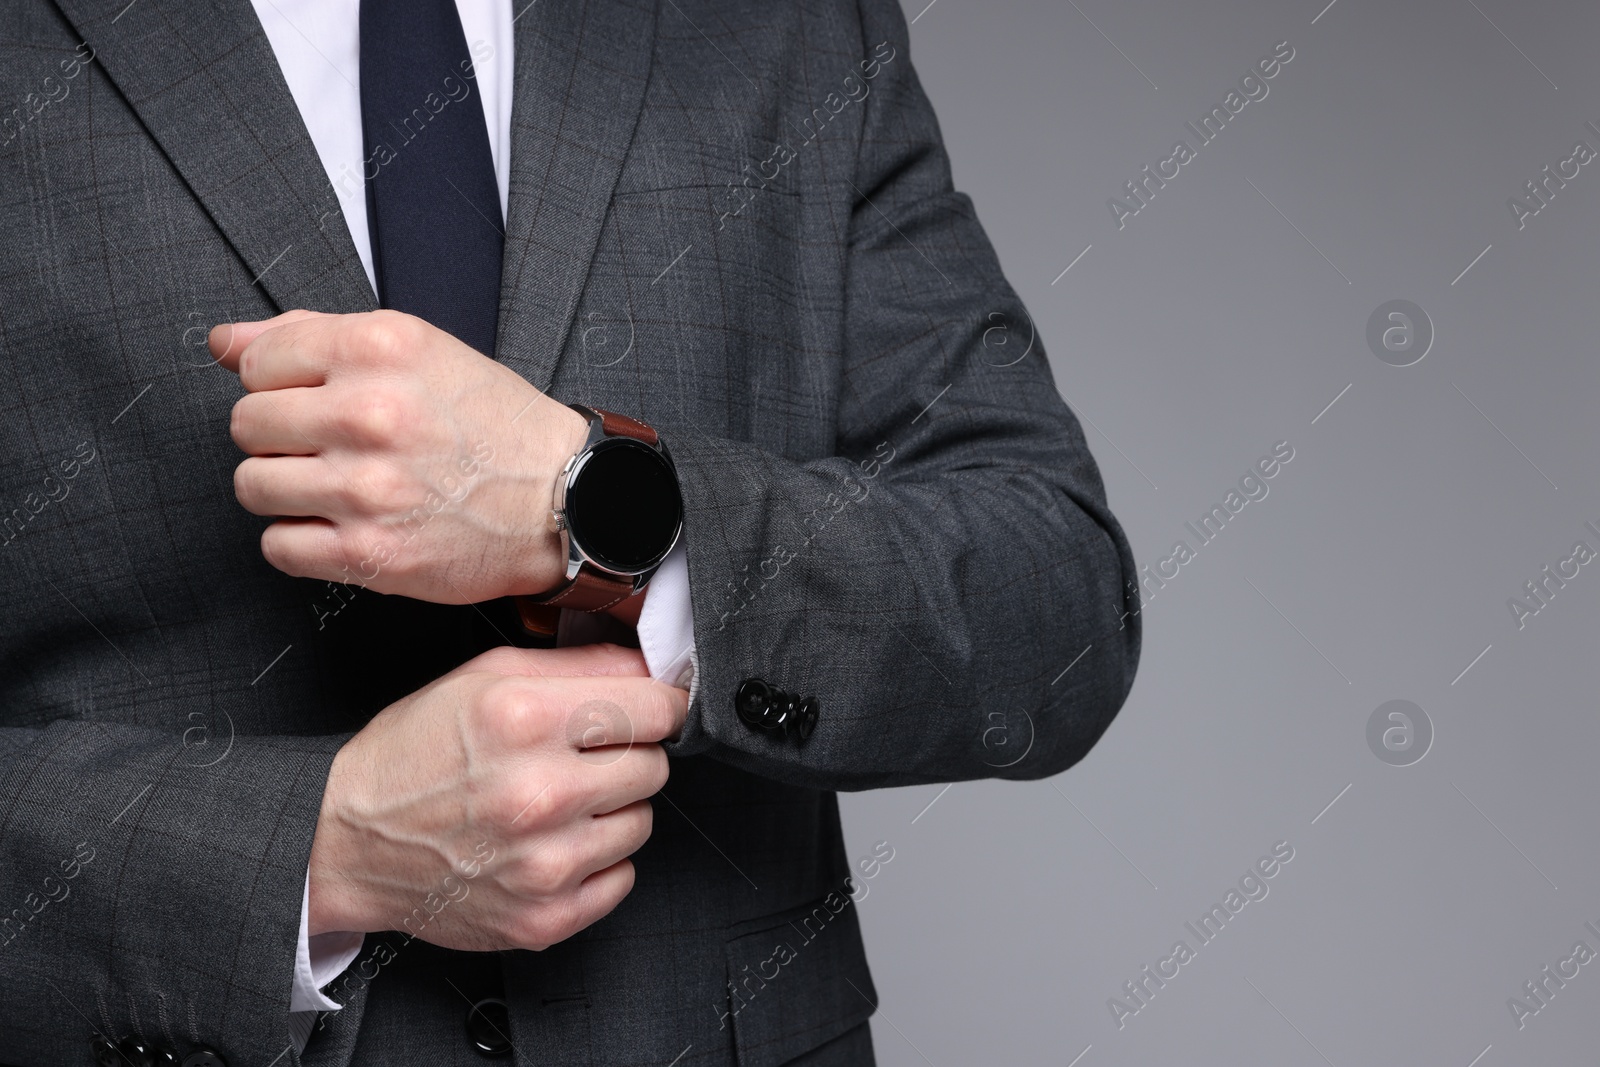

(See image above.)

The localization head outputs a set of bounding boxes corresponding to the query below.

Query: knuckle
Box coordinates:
[229,397,250,445]
[474,678,562,754]
[232,462,254,510]
[496,779,559,832]
[509,932,550,952]
[326,525,363,577]
[542,895,589,945]
[237,342,259,385]
[348,462,413,515]
[631,800,656,845]
[607,858,637,903]
[513,846,572,898]
[343,390,408,446]
[644,747,670,795]
[477,646,530,674]
[585,642,645,673]
[656,682,679,727]
[364,311,420,365]
[503,912,547,952]
[640,683,675,740]
[508,907,563,952]
[566,698,630,749]
[474,677,534,744]
[540,778,579,824]
[477,673,524,716]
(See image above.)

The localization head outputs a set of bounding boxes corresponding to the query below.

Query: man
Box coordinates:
[0,0,1140,1063]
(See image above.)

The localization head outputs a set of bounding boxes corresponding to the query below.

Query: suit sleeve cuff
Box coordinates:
[636,543,698,704]
[291,868,364,1012]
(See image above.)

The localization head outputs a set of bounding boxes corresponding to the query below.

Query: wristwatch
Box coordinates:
[515,404,683,632]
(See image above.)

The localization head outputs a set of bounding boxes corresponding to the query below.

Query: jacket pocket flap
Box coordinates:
[722,893,876,1067]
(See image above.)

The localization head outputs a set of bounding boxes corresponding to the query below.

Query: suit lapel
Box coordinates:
[494,0,658,393]
[47,0,377,317]
[46,0,655,357]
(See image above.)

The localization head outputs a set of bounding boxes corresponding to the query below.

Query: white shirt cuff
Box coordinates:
[636,543,698,704]
[291,869,364,1012]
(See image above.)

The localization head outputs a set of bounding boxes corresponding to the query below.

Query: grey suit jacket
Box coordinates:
[0,0,1140,1063]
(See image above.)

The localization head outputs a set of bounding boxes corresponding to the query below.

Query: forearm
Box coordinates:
[656,0,1139,788]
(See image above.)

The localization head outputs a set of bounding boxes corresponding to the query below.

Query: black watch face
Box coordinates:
[566,439,683,574]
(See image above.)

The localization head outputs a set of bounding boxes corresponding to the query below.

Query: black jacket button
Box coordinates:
[735,678,772,726]
[180,1048,228,1067]
[118,1037,156,1067]
[766,692,794,731]
[90,1035,119,1067]
[736,679,816,741]
[464,997,513,1057]
[796,696,819,741]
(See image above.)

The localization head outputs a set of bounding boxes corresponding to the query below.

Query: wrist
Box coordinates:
[515,400,591,596]
[307,743,369,937]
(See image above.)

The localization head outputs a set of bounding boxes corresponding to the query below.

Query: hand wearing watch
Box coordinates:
[515,405,684,634]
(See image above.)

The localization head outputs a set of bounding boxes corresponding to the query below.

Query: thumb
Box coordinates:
[209,309,324,371]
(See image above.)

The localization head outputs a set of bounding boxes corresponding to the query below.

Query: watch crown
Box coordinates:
[552,509,567,531]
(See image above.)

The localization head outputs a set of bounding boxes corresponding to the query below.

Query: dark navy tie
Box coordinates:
[359,0,503,357]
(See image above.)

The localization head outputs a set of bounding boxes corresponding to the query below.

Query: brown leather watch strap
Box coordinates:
[597,408,658,446]
[515,598,562,639]
[525,568,634,612]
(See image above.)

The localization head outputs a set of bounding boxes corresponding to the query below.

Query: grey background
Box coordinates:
[841,0,1600,1063]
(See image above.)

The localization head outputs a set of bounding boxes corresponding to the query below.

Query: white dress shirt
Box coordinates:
[248,0,698,1017]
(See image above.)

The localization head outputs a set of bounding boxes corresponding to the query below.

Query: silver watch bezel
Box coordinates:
[550,405,683,589]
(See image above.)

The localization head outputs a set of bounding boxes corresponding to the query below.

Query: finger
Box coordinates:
[236,318,340,393]
[231,389,326,456]
[465,643,651,681]
[569,858,636,932]
[259,517,347,581]
[568,799,653,880]
[234,456,343,517]
[209,309,324,373]
[513,857,636,950]
[575,743,670,815]
[232,309,436,390]
[546,676,689,747]
[469,674,685,761]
